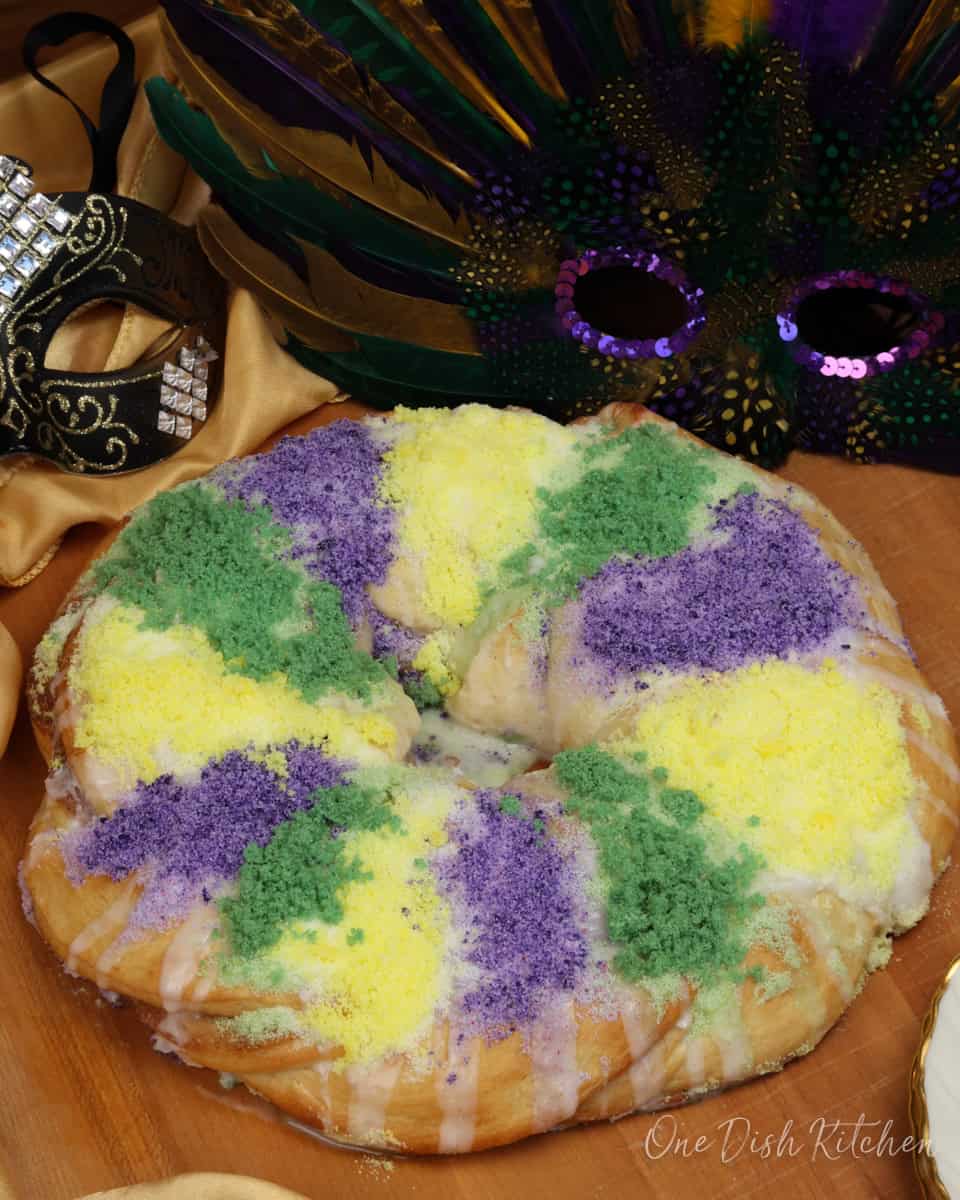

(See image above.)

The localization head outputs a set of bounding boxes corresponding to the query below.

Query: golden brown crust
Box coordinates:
[18,402,960,1153]
[23,796,299,1016]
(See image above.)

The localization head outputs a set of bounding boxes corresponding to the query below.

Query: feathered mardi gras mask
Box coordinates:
[150,0,960,469]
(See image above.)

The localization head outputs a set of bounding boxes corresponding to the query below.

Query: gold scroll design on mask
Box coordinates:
[1,195,141,457]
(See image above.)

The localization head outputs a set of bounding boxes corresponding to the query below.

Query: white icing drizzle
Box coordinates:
[852,661,947,718]
[43,761,81,804]
[890,823,935,925]
[345,1060,402,1146]
[682,1038,706,1090]
[65,882,136,976]
[95,927,132,990]
[909,730,960,787]
[628,1036,669,1111]
[529,997,580,1132]
[411,710,538,788]
[798,910,852,1007]
[621,999,659,1062]
[23,829,59,873]
[17,862,37,929]
[312,1061,334,1119]
[917,783,960,830]
[159,903,219,1012]
[436,1032,480,1154]
[156,1011,192,1046]
[717,1025,752,1084]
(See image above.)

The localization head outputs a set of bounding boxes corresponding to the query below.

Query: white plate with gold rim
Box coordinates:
[912,955,960,1198]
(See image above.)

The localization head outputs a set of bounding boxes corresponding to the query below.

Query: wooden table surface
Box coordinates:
[1,403,958,1200]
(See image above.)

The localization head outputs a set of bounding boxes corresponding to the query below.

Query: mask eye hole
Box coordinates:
[45,301,184,372]
[794,286,921,357]
[556,249,706,359]
[573,265,689,340]
[777,271,944,378]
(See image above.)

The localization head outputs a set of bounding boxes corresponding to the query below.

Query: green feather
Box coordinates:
[292,0,513,157]
[560,0,632,79]
[323,331,511,395]
[288,335,509,409]
[436,0,563,133]
[146,79,459,279]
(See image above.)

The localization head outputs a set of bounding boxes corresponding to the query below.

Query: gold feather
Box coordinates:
[198,206,359,353]
[612,0,645,61]
[198,206,481,356]
[163,17,474,250]
[208,0,479,187]
[476,0,568,103]
[702,0,771,47]
[896,0,960,83]
[293,238,481,354]
[374,0,538,145]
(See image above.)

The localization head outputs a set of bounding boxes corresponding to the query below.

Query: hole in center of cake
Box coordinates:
[795,286,921,356]
[573,265,690,340]
[409,710,539,788]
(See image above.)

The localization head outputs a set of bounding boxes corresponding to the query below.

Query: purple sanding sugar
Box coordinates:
[220,421,394,625]
[69,744,347,931]
[433,792,588,1038]
[578,492,862,680]
[371,615,424,665]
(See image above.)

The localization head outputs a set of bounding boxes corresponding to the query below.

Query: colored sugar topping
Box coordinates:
[70,745,345,931]
[617,659,918,904]
[92,484,385,703]
[221,422,394,626]
[377,405,580,626]
[578,492,861,679]
[432,790,589,1036]
[499,422,721,605]
[221,771,410,958]
[71,605,400,785]
[217,1006,304,1045]
[553,747,763,983]
[270,776,456,1066]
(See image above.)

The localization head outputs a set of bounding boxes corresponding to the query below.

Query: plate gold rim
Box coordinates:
[911,953,960,1199]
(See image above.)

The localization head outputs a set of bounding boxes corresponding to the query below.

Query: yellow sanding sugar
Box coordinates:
[271,778,456,1066]
[379,404,581,626]
[614,659,919,901]
[71,605,400,784]
[412,631,459,696]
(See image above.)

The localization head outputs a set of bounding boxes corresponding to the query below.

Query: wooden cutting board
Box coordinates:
[1,403,958,1200]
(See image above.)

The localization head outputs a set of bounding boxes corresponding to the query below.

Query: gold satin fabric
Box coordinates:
[0,12,345,755]
[0,620,19,755]
[80,1175,308,1200]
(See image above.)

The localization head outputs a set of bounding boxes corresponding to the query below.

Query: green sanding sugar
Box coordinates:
[755,969,792,1004]
[220,780,401,959]
[689,976,743,1037]
[92,483,385,702]
[216,1006,303,1044]
[659,787,704,827]
[746,902,803,969]
[499,795,522,816]
[403,672,443,710]
[553,746,764,984]
[642,972,684,1021]
[500,424,717,604]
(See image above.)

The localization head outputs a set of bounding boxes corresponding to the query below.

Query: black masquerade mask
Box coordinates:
[0,14,225,475]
